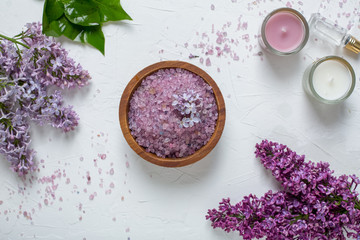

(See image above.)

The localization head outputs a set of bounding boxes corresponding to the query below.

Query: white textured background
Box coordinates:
[1,0,360,239]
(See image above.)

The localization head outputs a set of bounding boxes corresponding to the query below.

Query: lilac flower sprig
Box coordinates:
[0,23,90,175]
[172,90,202,128]
[255,141,360,205]
[207,140,360,239]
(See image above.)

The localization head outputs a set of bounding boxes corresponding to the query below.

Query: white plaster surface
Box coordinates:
[0,0,360,239]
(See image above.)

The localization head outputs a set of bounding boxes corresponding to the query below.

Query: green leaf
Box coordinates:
[42,0,130,54]
[79,25,105,55]
[43,0,64,33]
[43,15,80,39]
[62,0,132,27]
[43,15,105,54]
[44,0,64,22]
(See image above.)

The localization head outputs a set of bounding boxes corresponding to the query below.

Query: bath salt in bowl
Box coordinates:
[119,61,225,167]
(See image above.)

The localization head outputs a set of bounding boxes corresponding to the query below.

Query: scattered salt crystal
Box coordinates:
[205,58,211,66]
[242,34,250,42]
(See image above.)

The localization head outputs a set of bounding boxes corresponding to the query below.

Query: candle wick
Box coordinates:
[281,27,287,34]
[328,77,334,85]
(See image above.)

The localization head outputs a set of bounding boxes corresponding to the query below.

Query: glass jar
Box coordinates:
[303,56,356,104]
[259,8,309,56]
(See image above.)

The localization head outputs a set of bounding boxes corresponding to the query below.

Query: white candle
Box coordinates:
[303,56,356,104]
[313,60,351,100]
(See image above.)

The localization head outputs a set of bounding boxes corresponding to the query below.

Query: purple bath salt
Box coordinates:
[128,68,218,158]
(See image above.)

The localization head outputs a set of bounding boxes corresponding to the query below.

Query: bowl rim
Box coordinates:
[119,60,226,167]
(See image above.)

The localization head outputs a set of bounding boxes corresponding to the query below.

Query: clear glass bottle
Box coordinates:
[309,13,360,54]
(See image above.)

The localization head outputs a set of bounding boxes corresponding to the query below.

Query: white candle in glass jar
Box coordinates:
[312,60,351,100]
[303,56,356,104]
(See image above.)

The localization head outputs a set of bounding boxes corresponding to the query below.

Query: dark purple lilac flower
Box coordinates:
[207,140,360,239]
[0,22,90,175]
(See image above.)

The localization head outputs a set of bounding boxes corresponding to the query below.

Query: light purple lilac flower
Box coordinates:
[0,22,90,175]
[207,140,360,239]
[172,89,203,128]
[185,113,201,127]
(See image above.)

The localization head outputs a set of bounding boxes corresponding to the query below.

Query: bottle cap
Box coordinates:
[345,36,360,54]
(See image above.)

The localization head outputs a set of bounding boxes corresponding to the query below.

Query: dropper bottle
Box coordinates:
[309,13,360,54]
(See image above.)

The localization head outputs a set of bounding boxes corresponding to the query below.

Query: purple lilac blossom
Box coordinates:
[172,89,202,127]
[128,68,218,158]
[0,23,90,175]
[207,140,360,239]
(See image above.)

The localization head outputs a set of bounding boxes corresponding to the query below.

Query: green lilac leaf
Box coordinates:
[42,0,65,35]
[43,15,81,39]
[42,0,130,55]
[44,0,64,22]
[79,25,105,55]
[43,15,105,54]
[62,0,132,27]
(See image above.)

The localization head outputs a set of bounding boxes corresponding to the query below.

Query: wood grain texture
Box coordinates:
[119,61,226,167]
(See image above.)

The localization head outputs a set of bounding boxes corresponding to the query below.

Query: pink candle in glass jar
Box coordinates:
[260,8,309,55]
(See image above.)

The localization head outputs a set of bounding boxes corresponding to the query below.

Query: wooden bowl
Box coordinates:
[119,61,226,167]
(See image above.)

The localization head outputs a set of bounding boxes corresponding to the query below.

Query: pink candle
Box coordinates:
[260,8,309,55]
